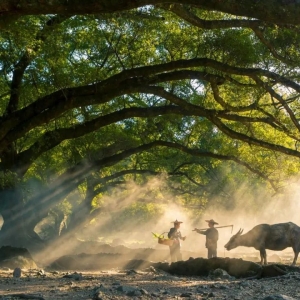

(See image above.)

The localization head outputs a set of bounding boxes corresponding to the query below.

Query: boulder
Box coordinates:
[0,246,33,260]
[0,255,37,269]
[0,246,37,269]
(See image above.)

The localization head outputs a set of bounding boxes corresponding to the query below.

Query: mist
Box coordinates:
[20,175,300,265]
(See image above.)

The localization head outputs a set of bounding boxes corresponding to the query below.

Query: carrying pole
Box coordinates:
[193,224,234,233]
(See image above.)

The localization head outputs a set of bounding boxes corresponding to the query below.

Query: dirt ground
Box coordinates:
[0,243,299,300]
[1,265,300,300]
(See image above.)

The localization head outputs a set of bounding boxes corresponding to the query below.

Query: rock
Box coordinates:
[154,274,181,281]
[92,284,109,299]
[219,284,229,289]
[239,281,251,288]
[126,269,137,275]
[0,246,36,269]
[116,285,138,293]
[12,267,21,278]
[147,266,157,273]
[181,292,193,297]
[151,292,160,297]
[0,246,33,260]
[37,269,46,276]
[159,289,168,294]
[127,289,142,296]
[0,256,37,269]
[62,272,83,280]
[209,268,235,280]
[140,288,149,295]
[93,291,105,300]
[167,257,262,278]
[262,295,297,300]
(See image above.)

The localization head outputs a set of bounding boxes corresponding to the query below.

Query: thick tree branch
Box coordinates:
[251,26,295,65]
[23,140,279,223]
[10,80,300,174]
[165,4,264,29]
[0,57,299,145]
[1,1,300,28]
[137,86,275,123]
[12,106,189,172]
[251,75,300,132]
[0,57,298,174]
[210,115,300,158]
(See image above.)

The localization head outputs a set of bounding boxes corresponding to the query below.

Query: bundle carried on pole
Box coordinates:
[152,232,174,246]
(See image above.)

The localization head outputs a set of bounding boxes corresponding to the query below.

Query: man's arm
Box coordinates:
[178,231,186,240]
[194,228,207,235]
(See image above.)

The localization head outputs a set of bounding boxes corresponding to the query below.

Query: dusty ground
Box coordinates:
[1,266,300,300]
[0,244,299,299]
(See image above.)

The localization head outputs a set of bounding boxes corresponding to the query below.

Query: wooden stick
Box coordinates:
[193,225,234,233]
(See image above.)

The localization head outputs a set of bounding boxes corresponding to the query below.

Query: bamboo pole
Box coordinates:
[193,224,233,233]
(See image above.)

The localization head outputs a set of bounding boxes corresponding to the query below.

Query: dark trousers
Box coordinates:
[207,248,217,259]
[169,245,182,262]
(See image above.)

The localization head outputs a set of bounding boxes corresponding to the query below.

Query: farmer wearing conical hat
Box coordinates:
[194,219,219,259]
[168,219,186,262]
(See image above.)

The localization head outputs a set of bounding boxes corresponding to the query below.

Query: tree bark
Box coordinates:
[0,188,44,249]
[0,1,300,27]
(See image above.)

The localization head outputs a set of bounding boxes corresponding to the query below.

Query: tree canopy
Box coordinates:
[0,2,300,247]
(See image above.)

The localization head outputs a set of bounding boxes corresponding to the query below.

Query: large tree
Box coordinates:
[0,2,300,247]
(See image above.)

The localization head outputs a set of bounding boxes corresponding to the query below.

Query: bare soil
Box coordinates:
[1,266,300,300]
[0,244,299,300]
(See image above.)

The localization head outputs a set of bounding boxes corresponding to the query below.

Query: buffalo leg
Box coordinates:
[259,251,263,265]
[260,249,267,265]
[292,249,299,266]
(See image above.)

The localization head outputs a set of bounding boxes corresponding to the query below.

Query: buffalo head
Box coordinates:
[224,228,243,250]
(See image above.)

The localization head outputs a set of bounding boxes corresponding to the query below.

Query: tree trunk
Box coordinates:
[0,188,44,250]
[63,176,96,235]
[65,202,91,235]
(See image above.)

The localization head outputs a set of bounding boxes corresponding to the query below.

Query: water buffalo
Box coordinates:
[224,222,300,265]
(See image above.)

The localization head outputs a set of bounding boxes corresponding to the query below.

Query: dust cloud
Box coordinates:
[31,176,300,265]
[180,180,300,260]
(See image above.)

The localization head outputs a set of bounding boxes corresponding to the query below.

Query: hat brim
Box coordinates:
[205,220,218,225]
[172,221,183,224]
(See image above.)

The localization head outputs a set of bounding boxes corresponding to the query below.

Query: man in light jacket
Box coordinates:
[168,219,186,262]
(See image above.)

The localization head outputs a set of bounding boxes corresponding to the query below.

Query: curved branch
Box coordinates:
[166,4,264,29]
[136,85,273,122]
[210,81,257,112]
[13,82,300,173]
[13,106,188,172]
[1,0,300,28]
[23,139,279,223]
[210,115,300,159]
[251,26,296,65]
[251,75,300,132]
[1,57,299,144]
[166,5,297,67]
